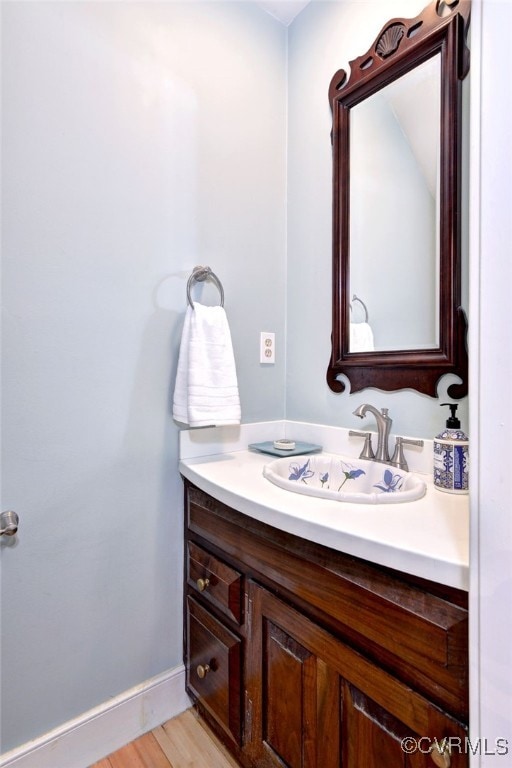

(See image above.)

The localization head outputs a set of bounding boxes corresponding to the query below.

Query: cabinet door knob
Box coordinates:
[196,577,210,592]
[430,738,451,768]
[196,663,211,679]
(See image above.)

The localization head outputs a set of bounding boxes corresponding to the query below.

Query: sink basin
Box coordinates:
[263,453,426,504]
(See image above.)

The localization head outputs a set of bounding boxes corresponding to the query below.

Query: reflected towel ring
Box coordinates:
[186,266,225,308]
[350,294,369,323]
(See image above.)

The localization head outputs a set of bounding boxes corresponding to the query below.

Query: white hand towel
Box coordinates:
[173,303,241,427]
[350,322,375,352]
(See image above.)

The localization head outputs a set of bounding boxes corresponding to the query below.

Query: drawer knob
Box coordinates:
[430,738,451,768]
[196,663,211,679]
[196,577,210,592]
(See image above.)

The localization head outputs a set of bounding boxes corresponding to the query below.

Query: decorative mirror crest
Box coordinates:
[375,24,405,59]
[327,0,470,398]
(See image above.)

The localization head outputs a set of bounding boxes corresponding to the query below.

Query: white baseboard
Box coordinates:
[0,665,191,768]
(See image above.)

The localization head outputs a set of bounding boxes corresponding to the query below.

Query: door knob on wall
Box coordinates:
[0,510,19,537]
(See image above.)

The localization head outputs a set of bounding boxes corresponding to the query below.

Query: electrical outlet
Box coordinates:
[260,332,275,364]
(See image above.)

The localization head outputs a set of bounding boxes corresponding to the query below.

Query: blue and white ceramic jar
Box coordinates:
[433,403,469,494]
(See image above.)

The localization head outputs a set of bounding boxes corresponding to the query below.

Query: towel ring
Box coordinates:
[350,294,369,323]
[186,266,225,308]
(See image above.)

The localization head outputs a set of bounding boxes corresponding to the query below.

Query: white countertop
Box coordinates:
[179,421,469,591]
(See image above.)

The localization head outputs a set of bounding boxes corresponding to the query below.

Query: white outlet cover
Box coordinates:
[260,332,275,364]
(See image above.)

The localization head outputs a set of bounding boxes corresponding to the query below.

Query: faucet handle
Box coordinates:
[390,437,424,471]
[349,430,375,460]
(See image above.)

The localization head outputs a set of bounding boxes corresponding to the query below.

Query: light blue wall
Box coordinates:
[1,1,286,751]
[286,0,469,438]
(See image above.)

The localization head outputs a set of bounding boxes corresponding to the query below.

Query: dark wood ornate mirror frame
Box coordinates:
[327,0,470,398]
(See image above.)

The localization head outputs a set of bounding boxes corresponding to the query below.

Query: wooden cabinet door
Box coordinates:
[246,582,468,768]
[245,582,340,768]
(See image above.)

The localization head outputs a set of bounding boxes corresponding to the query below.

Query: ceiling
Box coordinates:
[256,0,311,26]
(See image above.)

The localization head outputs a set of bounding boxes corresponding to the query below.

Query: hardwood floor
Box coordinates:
[90,709,240,768]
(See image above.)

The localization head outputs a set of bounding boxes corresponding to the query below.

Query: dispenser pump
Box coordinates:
[441,402,460,429]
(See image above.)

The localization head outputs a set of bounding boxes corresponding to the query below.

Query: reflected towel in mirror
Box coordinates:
[173,303,241,427]
[350,322,375,352]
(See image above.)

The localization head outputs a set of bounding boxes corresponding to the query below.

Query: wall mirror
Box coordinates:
[327,0,470,398]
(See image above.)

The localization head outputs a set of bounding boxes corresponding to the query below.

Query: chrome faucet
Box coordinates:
[352,404,392,463]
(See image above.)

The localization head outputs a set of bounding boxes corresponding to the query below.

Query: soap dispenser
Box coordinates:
[433,403,469,494]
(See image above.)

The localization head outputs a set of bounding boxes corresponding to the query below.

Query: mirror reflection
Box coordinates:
[349,54,441,352]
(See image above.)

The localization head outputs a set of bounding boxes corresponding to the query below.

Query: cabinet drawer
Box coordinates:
[187,540,243,624]
[186,596,242,746]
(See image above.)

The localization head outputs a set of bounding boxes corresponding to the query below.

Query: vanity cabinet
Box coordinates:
[183,480,469,767]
